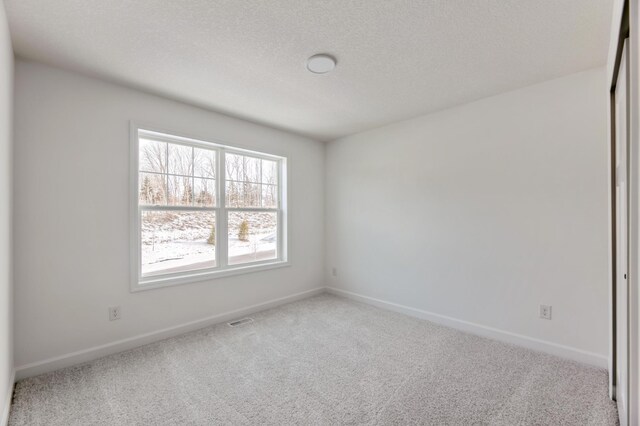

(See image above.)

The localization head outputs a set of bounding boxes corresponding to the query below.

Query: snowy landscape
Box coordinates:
[138,138,279,277]
[141,211,277,276]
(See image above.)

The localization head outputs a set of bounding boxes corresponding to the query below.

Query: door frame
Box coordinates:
[609,1,638,424]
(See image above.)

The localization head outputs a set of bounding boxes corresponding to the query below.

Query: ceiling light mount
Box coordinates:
[306,54,336,74]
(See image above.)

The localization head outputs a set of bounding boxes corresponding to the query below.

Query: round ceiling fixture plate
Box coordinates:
[306,54,336,74]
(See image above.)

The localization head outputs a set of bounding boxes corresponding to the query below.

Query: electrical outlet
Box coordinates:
[109,306,121,321]
[539,304,552,320]
[332,267,337,277]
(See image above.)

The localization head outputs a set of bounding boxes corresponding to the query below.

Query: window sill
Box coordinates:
[131,260,290,292]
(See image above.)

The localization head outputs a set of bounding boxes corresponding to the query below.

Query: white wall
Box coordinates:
[0,1,12,423]
[13,60,325,372]
[325,68,610,362]
[12,57,609,377]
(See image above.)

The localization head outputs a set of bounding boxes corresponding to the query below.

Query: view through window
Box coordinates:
[134,128,286,287]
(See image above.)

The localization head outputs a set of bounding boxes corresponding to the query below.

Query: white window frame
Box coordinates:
[130,123,289,292]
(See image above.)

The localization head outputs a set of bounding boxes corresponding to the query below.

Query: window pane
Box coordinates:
[139,172,167,205]
[194,178,216,207]
[194,148,216,179]
[225,153,263,183]
[224,154,278,207]
[141,211,216,276]
[168,143,193,176]
[244,156,260,183]
[167,175,193,206]
[261,160,277,185]
[228,211,277,265]
[139,139,167,174]
[261,184,277,208]
[226,181,261,208]
[225,153,243,181]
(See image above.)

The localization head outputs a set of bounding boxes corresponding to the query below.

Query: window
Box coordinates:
[131,126,287,290]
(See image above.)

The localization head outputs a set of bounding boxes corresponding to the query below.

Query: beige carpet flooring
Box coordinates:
[9,294,618,425]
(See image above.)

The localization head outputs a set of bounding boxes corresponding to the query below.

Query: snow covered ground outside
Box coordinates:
[142,234,276,276]
[141,211,277,276]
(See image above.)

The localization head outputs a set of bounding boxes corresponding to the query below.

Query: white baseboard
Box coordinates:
[326,287,608,369]
[1,369,15,426]
[15,287,325,380]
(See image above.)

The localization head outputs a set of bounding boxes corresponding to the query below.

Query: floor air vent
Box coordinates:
[227,317,254,327]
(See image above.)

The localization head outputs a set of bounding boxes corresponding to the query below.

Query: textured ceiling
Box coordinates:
[5,0,613,141]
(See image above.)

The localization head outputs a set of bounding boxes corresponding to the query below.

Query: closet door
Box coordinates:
[615,39,630,426]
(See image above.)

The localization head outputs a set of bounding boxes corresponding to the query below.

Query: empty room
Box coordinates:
[0,0,638,425]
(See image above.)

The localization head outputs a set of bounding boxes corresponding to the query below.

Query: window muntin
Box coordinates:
[133,128,286,290]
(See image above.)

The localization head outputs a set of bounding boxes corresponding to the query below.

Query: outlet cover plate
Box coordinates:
[539,304,552,320]
[109,306,121,321]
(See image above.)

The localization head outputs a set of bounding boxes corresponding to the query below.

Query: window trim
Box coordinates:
[129,122,289,292]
